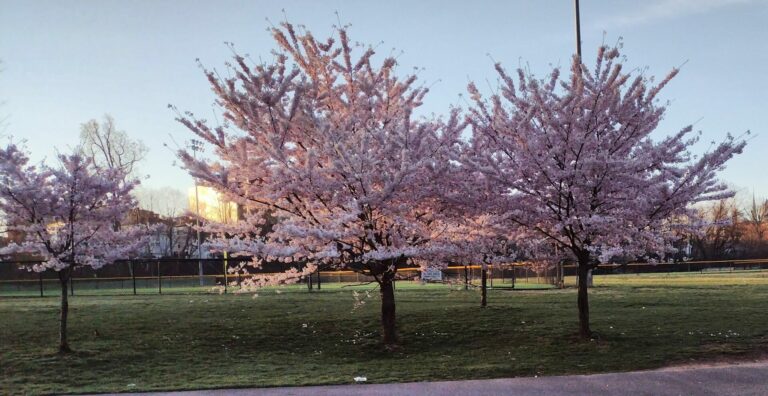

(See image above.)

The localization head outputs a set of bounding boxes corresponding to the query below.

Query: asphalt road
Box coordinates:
[87,360,768,396]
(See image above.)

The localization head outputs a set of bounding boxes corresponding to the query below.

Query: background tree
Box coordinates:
[175,23,461,347]
[0,144,147,353]
[463,45,746,338]
[690,199,742,260]
[746,195,768,243]
[135,187,197,258]
[79,114,148,280]
[79,114,147,178]
[430,214,518,307]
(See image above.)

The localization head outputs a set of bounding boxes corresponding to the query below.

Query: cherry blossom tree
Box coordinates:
[0,144,147,353]
[428,213,518,307]
[463,45,747,338]
[434,158,524,306]
[175,23,462,347]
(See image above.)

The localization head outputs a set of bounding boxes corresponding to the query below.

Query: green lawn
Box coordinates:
[2,272,768,395]
[0,276,553,297]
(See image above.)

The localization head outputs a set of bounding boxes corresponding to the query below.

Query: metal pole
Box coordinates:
[489,265,493,288]
[574,0,582,59]
[191,140,204,287]
[195,184,203,286]
[512,265,516,289]
[157,260,162,294]
[223,251,228,294]
[574,0,594,287]
[560,262,564,288]
[131,260,136,295]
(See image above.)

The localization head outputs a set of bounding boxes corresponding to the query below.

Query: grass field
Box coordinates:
[2,271,768,395]
[0,277,553,297]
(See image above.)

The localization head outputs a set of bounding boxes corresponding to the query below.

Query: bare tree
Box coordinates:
[215,192,238,224]
[135,187,195,258]
[746,195,768,242]
[136,187,186,217]
[79,115,147,177]
[691,199,743,260]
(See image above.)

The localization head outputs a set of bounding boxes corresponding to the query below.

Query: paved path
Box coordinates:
[89,360,768,396]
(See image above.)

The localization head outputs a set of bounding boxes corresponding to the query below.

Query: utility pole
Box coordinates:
[574,0,582,59]
[189,139,205,287]
[574,0,593,288]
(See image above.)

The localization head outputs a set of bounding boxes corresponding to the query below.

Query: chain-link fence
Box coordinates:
[0,259,562,297]
[2,258,768,297]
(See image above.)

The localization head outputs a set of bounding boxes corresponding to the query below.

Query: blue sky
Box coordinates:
[1,0,766,201]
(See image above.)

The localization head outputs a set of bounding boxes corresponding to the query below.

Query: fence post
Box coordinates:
[157,260,162,294]
[489,265,493,288]
[131,260,136,295]
[39,272,44,297]
[464,265,469,290]
[512,265,516,289]
[560,262,565,288]
[223,252,228,294]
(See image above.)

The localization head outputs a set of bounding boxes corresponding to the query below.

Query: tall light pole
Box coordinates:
[574,0,582,60]
[574,0,593,288]
[189,139,205,286]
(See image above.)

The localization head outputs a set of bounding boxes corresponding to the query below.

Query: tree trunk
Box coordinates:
[379,272,397,347]
[577,260,591,339]
[58,270,72,353]
[480,266,488,307]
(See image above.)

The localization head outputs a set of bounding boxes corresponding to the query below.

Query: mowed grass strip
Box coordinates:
[2,273,768,395]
